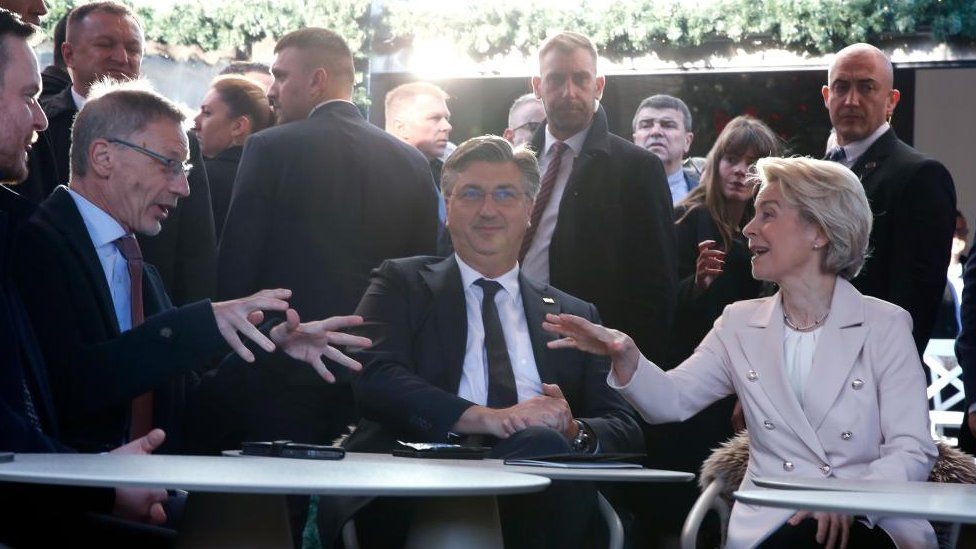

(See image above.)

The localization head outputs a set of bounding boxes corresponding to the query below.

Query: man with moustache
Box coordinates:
[524,32,676,365]
[822,43,956,355]
[632,94,699,205]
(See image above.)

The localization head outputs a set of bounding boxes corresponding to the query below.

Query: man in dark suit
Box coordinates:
[15,81,369,454]
[25,2,218,305]
[632,94,699,205]
[217,28,438,446]
[956,251,976,453]
[524,32,676,365]
[341,135,643,548]
[822,43,956,355]
[0,11,171,541]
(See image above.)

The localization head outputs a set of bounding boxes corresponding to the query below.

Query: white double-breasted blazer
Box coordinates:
[611,277,937,548]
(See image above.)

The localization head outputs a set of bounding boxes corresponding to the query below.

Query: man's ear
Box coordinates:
[821,84,830,108]
[684,132,694,155]
[310,67,330,99]
[62,41,75,70]
[531,76,542,99]
[89,139,114,178]
[503,128,515,143]
[594,75,606,100]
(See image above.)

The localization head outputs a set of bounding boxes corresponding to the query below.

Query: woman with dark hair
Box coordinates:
[193,75,274,238]
[672,115,784,364]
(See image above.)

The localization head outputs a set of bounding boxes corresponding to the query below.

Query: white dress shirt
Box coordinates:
[71,87,87,111]
[833,122,889,168]
[667,168,690,205]
[783,325,822,409]
[520,125,589,284]
[67,188,132,332]
[455,254,543,406]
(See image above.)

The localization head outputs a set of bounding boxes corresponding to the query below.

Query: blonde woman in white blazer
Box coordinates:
[544,157,937,549]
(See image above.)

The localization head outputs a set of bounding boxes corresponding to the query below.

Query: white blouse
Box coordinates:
[783,324,822,409]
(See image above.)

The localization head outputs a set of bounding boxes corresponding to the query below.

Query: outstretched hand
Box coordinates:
[212,289,293,362]
[542,313,641,384]
[269,309,372,383]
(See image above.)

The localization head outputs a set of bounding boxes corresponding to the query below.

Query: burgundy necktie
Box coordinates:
[519,141,568,261]
[116,235,152,439]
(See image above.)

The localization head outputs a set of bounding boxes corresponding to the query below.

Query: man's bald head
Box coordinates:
[822,42,900,145]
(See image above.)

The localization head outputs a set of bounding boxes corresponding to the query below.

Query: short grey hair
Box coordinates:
[441,135,540,199]
[632,94,692,132]
[507,93,541,128]
[754,157,872,280]
[71,78,185,178]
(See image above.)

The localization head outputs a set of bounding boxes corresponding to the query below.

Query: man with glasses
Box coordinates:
[22,1,218,308]
[503,93,545,147]
[13,80,370,455]
[341,135,643,548]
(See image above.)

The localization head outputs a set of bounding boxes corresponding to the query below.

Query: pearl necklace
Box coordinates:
[783,309,829,332]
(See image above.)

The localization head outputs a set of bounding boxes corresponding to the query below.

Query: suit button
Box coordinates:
[747,370,758,381]
[841,431,853,440]
[820,464,831,475]
[851,379,864,390]
[159,327,173,339]
[763,420,775,430]
[783,461,794,471]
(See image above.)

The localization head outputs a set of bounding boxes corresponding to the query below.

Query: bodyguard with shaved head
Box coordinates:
[821,43,955,356]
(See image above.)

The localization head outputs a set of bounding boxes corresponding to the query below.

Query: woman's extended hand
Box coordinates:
[542,313,642,384]
[694,239,725,294]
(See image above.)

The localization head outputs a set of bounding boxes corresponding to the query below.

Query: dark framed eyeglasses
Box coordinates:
[106,138,192,177]
[450,186,529,206]
[512,121,542,134]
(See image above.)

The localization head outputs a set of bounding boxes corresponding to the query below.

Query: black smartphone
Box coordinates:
[392,445,490,460]
[242,440,345,460]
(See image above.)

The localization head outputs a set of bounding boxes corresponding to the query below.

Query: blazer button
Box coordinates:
[841,431,853,440]
[747,370,758,381]
[851,379,864,390]
[763,420,775,430]
[783,461,794,471]
[159,327,173,339]
[820,464,831,475]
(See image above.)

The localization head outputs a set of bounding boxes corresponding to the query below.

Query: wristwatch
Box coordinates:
[571,419,594,453]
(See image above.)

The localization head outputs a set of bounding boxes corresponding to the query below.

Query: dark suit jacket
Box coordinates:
[39,86,76,190]
[955,252,976,453]
[218,101,438,386]
[14,187,228,452]
[40,65,71,102]
[530,106,677,364]
[138,133,218,305]
[848,128,956,354]
[344,256,644,454]
[204,145,242,241]
[0,186,116,545]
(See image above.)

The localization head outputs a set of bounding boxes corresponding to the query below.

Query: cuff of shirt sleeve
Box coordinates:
[606,355,654,390]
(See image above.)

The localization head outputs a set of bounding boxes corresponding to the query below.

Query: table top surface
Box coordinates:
[339,452,695,483]
[754,476,976,496]
[735,488,976,524]
[0,453,550,497]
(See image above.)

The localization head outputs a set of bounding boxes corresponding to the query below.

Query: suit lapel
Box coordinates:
[42,187,121,335]
[419,257,468,393]
[801,278,867,431]
[736,294,827,461]
[519,273,562,384]
[851,129,896,191]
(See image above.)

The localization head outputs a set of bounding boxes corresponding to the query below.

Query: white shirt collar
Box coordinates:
[542,124,589,159]
[455,254,521,299]
[309,98,355,118]
[71,87,87,111]
[66,187,127,248]
[838,122,889,166]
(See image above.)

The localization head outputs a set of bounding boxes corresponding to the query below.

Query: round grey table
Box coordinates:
[735,487,976,524]
[0,453,549,548]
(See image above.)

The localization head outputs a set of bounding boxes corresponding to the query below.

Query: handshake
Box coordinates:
[209,288,372,383]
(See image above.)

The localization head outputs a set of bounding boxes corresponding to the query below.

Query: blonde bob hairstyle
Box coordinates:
[754,157,872,280]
